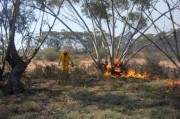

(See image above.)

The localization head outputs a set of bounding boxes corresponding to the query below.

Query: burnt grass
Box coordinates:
[0,75,180,119]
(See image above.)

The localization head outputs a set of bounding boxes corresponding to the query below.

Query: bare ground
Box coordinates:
[27,58,180,71]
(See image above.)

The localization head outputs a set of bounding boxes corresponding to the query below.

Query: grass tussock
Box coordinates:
[0,64,179,119]
[18,101,41,112]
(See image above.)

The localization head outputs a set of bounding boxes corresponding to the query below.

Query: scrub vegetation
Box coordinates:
[0,0,180,118]
[0,57,180,119]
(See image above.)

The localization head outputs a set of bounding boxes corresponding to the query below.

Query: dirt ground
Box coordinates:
[27,58,180,71]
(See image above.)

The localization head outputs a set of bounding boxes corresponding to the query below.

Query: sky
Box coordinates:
[15,0,180,48]
[47,0,180,36]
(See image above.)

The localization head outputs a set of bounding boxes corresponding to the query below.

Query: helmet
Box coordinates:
[62,49,68,53]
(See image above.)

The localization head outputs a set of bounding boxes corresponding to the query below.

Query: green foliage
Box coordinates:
[150,106,179,119]
[128,12,148,30]
[73,58,80,66]
[96,109,125,119]
[92,49,106,59]
[144,80,169,92]
[43,31,64,51]
[47,0,64,7]
[82,1,108,19]
[100,93,122,105]
[131,0,155,10]
[114,0,129,10]
[116,87,124,93]
[0,1,37,33]
[0,74,179,118]
[43,48,59,61]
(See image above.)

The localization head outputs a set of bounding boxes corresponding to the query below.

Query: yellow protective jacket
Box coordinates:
[58,53,72,73]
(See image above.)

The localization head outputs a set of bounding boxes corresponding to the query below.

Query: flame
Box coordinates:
[122,69,148,79]
[104,58,180,91]
[104,58,148,79]
[105,67,148,79]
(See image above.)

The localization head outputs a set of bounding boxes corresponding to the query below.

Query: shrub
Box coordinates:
[92,50,106,59]
[144,80,169,92]
[43,48,59,61]
[143,55,164,77]
[73,58,80,66]
[31,64,44,79]
[70,67,90,84]
[44,64,62,78]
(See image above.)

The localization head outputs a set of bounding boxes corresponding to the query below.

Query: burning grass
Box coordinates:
[104,58,180,91]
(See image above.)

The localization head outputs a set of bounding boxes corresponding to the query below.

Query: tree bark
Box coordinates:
[3,62,27,95]
[1,0,27,95]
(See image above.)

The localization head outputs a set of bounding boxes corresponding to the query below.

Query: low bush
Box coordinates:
[143,80,169,92]
[31,64,44,79]
[91,50,106,59]
[70,67,90,84]
[44,64,62,78]
[129,55,167,78]
[43,48,59,61]
[143,55,164,77]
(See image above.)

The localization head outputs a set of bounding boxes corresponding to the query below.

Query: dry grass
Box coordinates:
[0,72,179,119]
[0,57,180,118]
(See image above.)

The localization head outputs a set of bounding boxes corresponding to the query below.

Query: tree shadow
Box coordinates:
[70,90,180,113]
[71,91,144,111]
[24,88,63,98]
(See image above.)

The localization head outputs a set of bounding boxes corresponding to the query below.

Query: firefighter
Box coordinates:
[58,49,74,81]
[58,49,74,72]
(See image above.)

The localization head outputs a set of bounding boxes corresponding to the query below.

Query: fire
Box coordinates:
[164,79,180,91]
[105,67,147,79]
[104,58,180,91]
[104,58,148,79]
[122,69,148,79]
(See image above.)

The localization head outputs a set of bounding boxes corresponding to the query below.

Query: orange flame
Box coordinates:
[104,58,148,78]
[122,69,148,79]
[105,67,148,79]
[104,58,180,91]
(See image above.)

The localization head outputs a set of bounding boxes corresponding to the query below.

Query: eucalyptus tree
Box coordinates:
[69,0,180,73]
[38,0,180,73]
[116,0,180,72]
[143,0,180,72]
[0,0,59,94]
[42,30,96,52]
[41,0,152,70]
